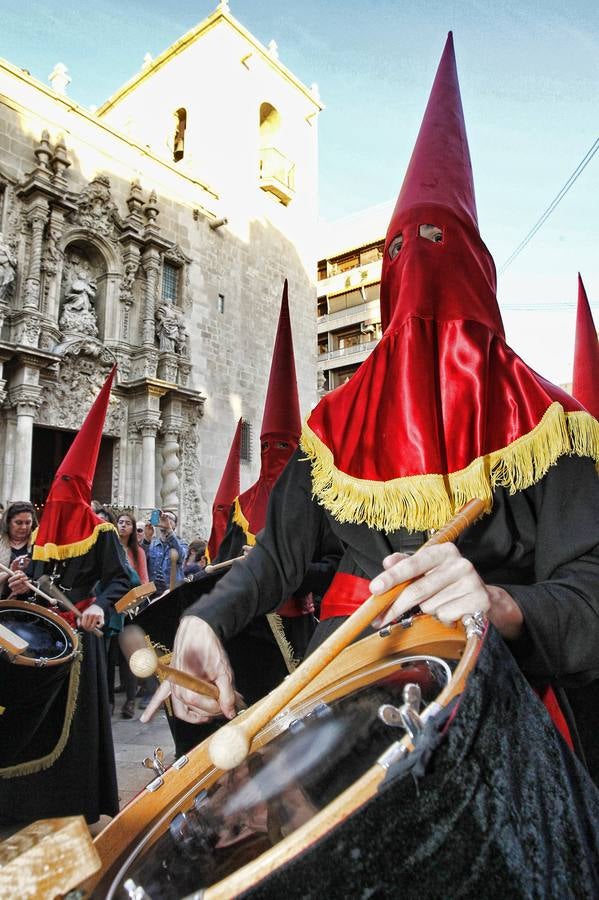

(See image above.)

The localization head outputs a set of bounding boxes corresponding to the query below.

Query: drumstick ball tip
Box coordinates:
[130,647,157,679]
[209,725,250,771]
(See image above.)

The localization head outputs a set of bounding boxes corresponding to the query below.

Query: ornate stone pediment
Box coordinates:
[37,338,124,434]
[72,174,123,242]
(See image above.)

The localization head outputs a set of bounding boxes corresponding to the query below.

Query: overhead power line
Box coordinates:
[499,136,599,275]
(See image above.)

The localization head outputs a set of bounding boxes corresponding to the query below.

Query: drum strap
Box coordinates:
[320,573,371,620]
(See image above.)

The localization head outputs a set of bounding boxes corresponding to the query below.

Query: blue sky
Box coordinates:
[1,0,598,380]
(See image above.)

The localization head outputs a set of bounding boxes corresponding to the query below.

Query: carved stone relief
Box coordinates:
[179,420,206,538]
[37,340,124,435]
[59,246,101,337]
[73,174,122,242]
[0,232,17,303]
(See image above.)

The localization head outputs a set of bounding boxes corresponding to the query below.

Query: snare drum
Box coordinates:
[0,600,81,774]
[91,615,481,898]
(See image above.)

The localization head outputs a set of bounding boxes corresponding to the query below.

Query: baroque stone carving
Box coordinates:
[179,420,205,538]
[13,314,42,347]
[59,268,98,336]
[0,233,17,303]
[155,296,188,355]
[37,340,123,434]
[160,430,180,509]
[74,174,122,241]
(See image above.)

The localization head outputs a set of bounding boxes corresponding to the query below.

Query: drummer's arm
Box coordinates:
[145,452,330,722]
[494,456,599,685]
[185,450,329,641]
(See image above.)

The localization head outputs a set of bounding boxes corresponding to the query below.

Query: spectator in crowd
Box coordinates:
[137,520,154,556]
[114,512,150,718]
[93,503,118,526]
[146,510,187,594]
[0,501,37,599]
[184,539,208,581]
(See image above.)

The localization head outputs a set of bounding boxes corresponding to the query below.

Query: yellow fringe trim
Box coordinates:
[232,497,256,546]
[32,521,118,562]
[266,613,297,674]
[300,403,599,533]
[0,650,82,779]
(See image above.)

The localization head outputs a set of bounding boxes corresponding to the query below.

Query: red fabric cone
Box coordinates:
[33,366,117,561]
[572,274,599,419]
[237,280,301,537]
[207,418,242,561]
[302,35,596,535]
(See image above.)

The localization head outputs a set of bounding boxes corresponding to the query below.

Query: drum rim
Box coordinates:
[105,648,466,899]
[93,616,469,896]
[0,599,79,666]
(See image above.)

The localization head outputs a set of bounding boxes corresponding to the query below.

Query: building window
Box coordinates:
[240,420,252,462]
[162,262,180,301]
[218,293,225,314]
[173,108,187,162]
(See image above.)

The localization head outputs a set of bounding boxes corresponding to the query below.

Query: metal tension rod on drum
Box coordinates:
[208,498,487,771]
[0,563,103,639]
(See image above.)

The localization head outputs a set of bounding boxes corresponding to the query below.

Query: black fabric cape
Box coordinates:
[238,628,599,900]
[0,530,129,825]
[186,451,599,780]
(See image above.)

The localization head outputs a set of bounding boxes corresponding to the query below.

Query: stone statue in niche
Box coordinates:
[0,233,17,302]
[60,265,98,336]
[155,295,188,354]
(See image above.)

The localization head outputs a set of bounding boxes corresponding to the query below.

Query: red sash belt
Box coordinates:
[320,573,371,620]
[58,597,95,630]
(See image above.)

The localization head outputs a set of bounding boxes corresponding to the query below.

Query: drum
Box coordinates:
[0,600,81,775]
[91,615,482,898]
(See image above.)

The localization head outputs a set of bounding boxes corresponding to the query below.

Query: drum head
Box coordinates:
[0,606,74,661]
[109,654,451,899]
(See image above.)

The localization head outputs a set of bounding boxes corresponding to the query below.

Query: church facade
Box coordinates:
[0,1,322,537]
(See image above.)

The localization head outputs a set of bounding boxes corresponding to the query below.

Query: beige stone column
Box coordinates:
[8,390,41,500]
[23,200,50,310]
[141,248,160,347]
[1,411,18,504]
[160,429,180,511]
[139,418,160,509]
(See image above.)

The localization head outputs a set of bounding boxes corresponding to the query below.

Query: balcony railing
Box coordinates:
[318,338,380,362]
[259,147,295,204]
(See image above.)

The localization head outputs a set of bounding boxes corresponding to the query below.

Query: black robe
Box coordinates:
[168,512,341,758]
[0,530,130,825]
[186,451,599,780]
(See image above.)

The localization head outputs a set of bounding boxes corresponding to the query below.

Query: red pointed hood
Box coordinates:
[236,281,302,537]
[34,366,117,561]
[302,35,598,534]
[260,279,301,443]
[392,32,477,232]
[207,418,242,561]
[572,274,599,420]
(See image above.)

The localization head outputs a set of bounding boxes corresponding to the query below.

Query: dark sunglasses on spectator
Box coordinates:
[136,528,144,533]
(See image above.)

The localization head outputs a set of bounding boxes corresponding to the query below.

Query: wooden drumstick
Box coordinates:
[208,498,487,771]
[0,623,29,657]
[129,646,220,700]
[169,548,179,591]
[0,564,103,638]
[204,554,245,574]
